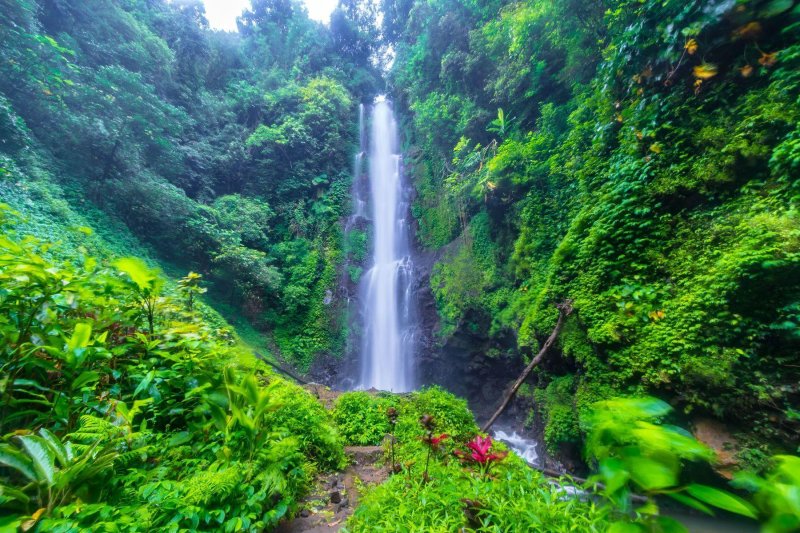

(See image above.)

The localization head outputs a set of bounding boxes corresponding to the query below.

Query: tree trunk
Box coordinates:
[481,301,573,433]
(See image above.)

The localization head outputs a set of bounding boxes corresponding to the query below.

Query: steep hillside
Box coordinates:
[0,0,381,370]
[388,0,800,459]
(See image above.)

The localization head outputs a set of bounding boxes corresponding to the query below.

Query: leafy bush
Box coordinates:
[584,397,759,531]
[343,387,609,532]
[345,459,609,532]
[0,214,343,531]
[333,392,398,446]
[534,376,580,454]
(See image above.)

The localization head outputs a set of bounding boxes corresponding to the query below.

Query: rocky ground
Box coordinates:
[276,386,389,533]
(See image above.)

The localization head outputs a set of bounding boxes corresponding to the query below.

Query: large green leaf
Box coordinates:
[114,257,156,291]
[667,491,714,516]
[685,484,758,519]
[133,370,155,398]
[608,521,645,533]
[599,457,630,495]
[626,456,677,490]
[0,444,36,482]
[167,431,192,447]
[71,370,100,391]
[17,435,56,485]
[0,514,23,533]
[66,322,92,352]
[654,516,690,533]
[631,422,712,460]
[38,428,69,466]
[0,482,30,506]
[773,455,800,485]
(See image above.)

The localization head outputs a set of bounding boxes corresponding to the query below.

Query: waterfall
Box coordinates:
[358,98,416,392]
[353,103,366,220]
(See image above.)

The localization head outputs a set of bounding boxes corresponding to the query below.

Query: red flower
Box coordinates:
[432,433,449,446]
[423,433,449,450]
[463,435,508,465]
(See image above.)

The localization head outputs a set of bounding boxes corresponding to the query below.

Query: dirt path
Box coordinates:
[276,386,389,532]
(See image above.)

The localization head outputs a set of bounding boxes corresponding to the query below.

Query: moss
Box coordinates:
[534,376,580,454]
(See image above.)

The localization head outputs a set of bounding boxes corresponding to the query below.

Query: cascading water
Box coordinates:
[358,98,416,392]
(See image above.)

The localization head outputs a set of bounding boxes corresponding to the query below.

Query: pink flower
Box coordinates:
[432,433,449,446]
[423,433,450,450]
[462,435,508,465]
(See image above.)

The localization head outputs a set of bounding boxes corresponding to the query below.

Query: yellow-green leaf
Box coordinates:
[685,484,758,519]
[67,323,92,352]
[114,257,156,291]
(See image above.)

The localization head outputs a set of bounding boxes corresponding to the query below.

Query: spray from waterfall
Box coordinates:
[358,98,416,392]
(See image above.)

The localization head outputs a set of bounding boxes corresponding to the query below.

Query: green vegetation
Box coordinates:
[339,388,611,532]
[582,397,800,532]
[388,0,800,455]
[0,0,381,370]
[2,0,800,530]
[333,391,398,446]
[0,210,344,531]
[338,392,799,532]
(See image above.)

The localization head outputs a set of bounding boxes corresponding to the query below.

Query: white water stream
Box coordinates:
[358,99,416,392]
[493,428,540,466]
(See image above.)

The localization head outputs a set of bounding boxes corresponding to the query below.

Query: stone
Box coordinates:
[330,490,342,504]
[336,498,349,513]
[693,417,739,479]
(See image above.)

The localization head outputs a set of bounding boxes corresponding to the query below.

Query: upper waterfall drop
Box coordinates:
[359,99,416,392]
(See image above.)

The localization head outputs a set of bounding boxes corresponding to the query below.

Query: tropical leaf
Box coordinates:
[66,322,92,352]
[667,491,714,516]
[0,514,24,533]
[625,456,677,490]
[38,428,69,466]
[654,516,690,533]
[0,444,36,482]
[608,521,645,533]
[133,370,155,398]
[685,484,758,519]
[17,435,55,485]
[0,483,30,505]
[71,370,100,391]
[114,257,156,291]
[599,457,630,495]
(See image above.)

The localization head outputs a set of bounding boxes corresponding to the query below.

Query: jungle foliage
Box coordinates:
[387,0,800,456]
[0,0,382,370]
[337,391,800,532]
[0,208,345,531]
[337,388,613,532]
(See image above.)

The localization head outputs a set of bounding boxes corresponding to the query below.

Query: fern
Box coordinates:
[182,464,242,506]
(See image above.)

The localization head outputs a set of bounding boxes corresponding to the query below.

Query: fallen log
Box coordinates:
[481,301,573,433]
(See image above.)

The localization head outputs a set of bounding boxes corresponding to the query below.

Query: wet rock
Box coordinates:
[330,490,342,504]
[693,417,740,479]
[336,498,349,513]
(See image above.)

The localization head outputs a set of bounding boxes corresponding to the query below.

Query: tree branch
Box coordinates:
[481,301,573,433]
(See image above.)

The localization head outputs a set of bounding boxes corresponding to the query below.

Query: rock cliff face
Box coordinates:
[413,250,521,419]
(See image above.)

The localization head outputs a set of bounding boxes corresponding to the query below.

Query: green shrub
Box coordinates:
[343,387,609,532]
[0,216,342,531]
[345,458,609,532]
[333,392,398,446]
